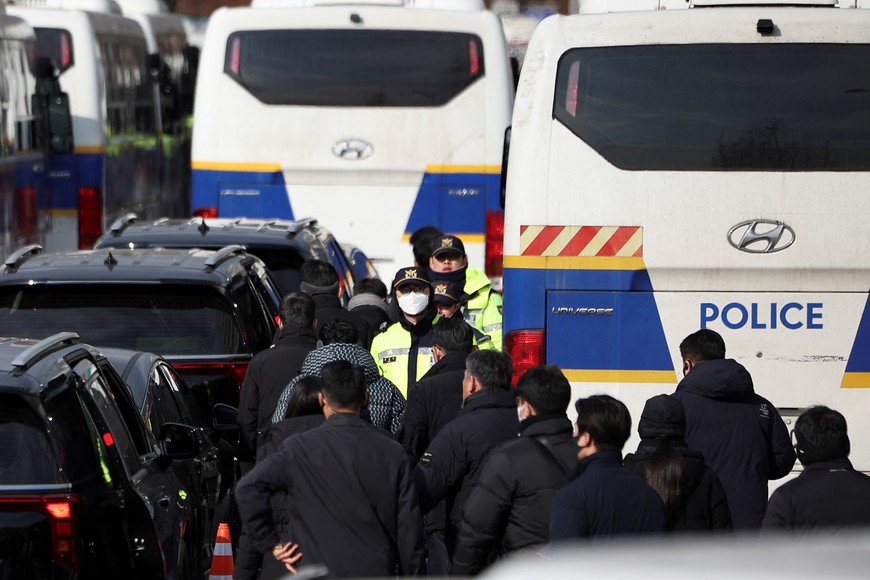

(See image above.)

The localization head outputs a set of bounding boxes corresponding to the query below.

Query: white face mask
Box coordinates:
[517,402,528,422]
[397,292,429,315]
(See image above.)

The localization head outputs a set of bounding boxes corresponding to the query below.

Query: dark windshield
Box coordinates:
[0,285,243,355]
[553,44,870,170]
[224,29,485,106]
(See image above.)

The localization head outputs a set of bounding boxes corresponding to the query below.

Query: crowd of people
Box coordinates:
[231,229,870,580]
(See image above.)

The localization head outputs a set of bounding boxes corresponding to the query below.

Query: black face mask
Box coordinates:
[428,266,466,286]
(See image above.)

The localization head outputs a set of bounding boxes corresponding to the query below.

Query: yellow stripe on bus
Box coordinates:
[841,373,870,389]
[504,255,647,271]
[424,165,501,174]
[74,146,103,154]
[192,161,283,172]
[401,233,485,244]
[563,369,678,384]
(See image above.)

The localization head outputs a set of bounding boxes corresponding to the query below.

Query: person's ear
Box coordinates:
[578,431,591,448]
[683,359,694,376]
[318,392,326,408]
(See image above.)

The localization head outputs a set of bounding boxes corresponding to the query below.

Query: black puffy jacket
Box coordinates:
[413,388,519,555]
[673,359,795,529]
[452,416,577,575]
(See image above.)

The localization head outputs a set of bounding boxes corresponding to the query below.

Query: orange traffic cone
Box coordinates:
[209,523,234,580]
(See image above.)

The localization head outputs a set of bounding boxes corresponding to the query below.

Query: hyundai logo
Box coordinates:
[727,220,795,254]
[332,139,374,161]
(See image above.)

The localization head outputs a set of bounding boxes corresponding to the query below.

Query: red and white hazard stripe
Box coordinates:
[520,226,642,257]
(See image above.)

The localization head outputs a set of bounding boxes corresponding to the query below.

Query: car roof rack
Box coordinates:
[10,332,80,370]
[109,213,139,235]
[204,245,248,269]
[4,244,43,271]
[287,217,319,237]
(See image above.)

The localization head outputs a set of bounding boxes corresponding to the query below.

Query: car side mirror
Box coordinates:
[212,403,239,434]
[157,422,199,460]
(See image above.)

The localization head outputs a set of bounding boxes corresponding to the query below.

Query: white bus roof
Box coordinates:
[114,0,168,14]
[575,0,869,13]
[250,0,486,11]
[6,0,122,14]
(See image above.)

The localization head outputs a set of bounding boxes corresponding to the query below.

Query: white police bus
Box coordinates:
[0,6,46,257]
[502,0,870,470]
[190,0,514,277]
[8,0,184,250]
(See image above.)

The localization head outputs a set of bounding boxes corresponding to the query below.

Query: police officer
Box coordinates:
[370,267,439,399]
[428,234,503,351]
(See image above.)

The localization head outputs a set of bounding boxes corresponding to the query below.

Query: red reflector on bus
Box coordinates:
[469,39,480,76]
[14,187,38,239]
[78,187,102,249]
[505,329,545,385]
[193,207,219,219]
[485,210,504,279]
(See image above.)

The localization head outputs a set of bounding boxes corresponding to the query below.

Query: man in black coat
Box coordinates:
[763,405,870,532]
[300,259,373,348]
[238,292,317,469]
[672,329,795,530]
[453,365,577,575]
[413,350,518,571]
[401,315,474,462]
[236,360,425,579]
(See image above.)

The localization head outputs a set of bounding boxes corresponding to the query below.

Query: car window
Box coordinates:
[42,380,104,484]
[74,359,141,477]
[0,284,244,355]
[146,365,186,433]
[247,248,305,296]
[230,278,274,352]
[157,362,204,428]
[248,262,282,323]
[0,394,64,485]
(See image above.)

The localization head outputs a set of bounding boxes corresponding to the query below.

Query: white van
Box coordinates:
[190,0,514,277]
[503,0,870,471]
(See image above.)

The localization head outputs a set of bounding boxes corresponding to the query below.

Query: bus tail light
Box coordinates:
[485,210,504,286]
[193,207,218,219]
[78,187,102,249]
[14,187,38,239]
[505,329,544,385]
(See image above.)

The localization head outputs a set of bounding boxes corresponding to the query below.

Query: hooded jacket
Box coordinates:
[623,394,732,532]
[673,358,795,529]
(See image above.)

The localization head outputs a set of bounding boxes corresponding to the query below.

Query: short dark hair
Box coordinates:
[320,319,359,345]
[353,277,387,299]
[300,259,339,287]
[431,316,473,355]
[320,360,367,410]
[679,329,726,362]
[284,375,323,419]
[280,292,315,328]
[465,350,513,392]
[794,405,850,465]
[410,226,444,267]
[574,395,632,453]
[516,365,571,415]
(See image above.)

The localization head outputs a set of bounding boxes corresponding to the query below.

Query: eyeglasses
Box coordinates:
[396,285,430,296]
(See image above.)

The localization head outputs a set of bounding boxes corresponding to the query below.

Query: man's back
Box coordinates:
[452,417,576,574]
[549,451,669,540]
[414,389,519,550]
[673,358,795,529]
[401,351,468,461]
[763,458,870,532]
[237,414,424,577]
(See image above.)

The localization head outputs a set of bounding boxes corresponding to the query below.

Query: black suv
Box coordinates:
[95,216,379,299]
[0,333,200,579]
[0,244,282,417]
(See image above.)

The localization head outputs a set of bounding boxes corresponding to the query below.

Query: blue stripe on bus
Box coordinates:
[405,171,502,236]
[844,294,870,375]
[504,265,671,375]
[43,153,102,209]
[191,168,500,236]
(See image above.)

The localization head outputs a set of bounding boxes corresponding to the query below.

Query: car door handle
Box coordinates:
[158,496,171,508]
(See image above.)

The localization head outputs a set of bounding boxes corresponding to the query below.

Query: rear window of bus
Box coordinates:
[553,44,870,171]
[224,29,485,106]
